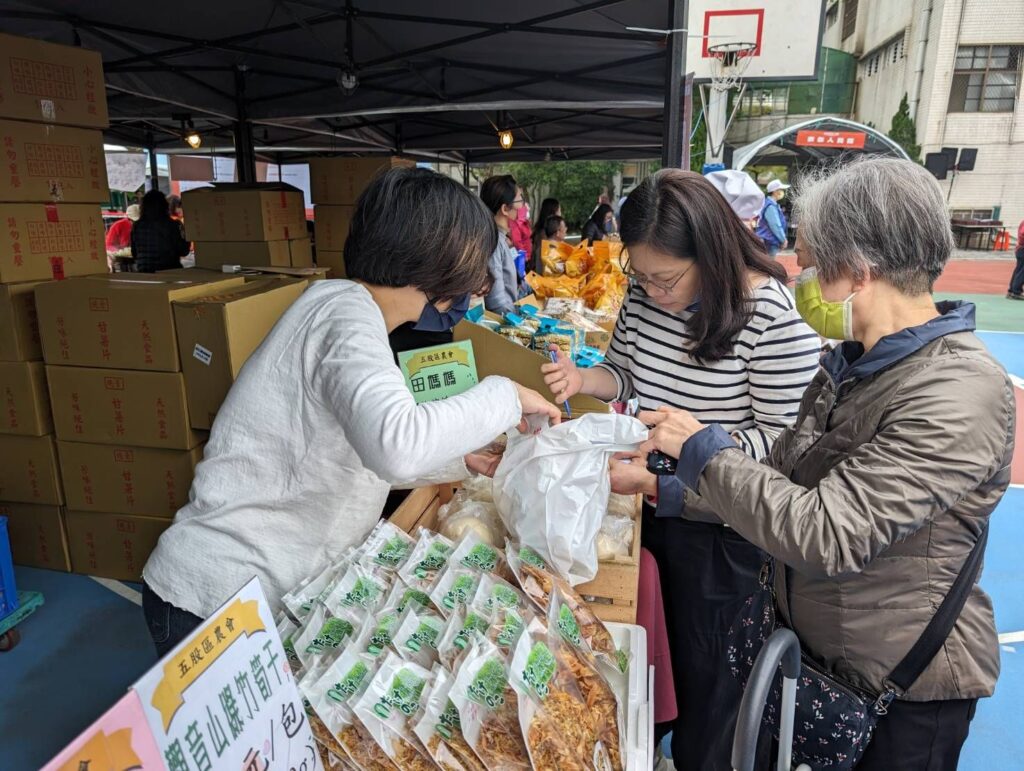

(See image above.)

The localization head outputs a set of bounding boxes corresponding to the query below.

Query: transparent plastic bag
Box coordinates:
[596,514,634,562]
[492,414,647,584]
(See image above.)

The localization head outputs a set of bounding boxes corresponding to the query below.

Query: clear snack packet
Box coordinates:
[509,619,614,771]
[391,605,447,670]
[294,603,362,671]
[276,612,304,678]
[436,603,492,671]
[471,573,528,616]
[283,560,347,622]
[451,637,530,771]
[485,604,531,655]
[354,652,438,771]
[450,534,514,583]
[363,520,417,572]
[399,529,456,590]
[429,565,481,618]
[414,666,488,771]
[308,648,398,771]
[324,562,392,616]
[505,540,555,611]
[548,588,626,771]
[596,514,634,561]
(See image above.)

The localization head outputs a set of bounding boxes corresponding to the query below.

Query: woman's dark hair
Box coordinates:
[588,203,614,228]
[480,175,518,216]
[530,198,561,258]
[544,215,566,238]
[140,189,170,221]
[166,194,182,215]
[620,169,786,363]
[344,167,497,301]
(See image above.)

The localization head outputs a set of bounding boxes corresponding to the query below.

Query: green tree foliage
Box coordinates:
[689,114,707,173]
[888,94,922,163]
[491,161,621,229]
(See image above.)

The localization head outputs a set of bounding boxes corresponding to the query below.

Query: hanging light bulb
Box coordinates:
[498,129,514,150]
[182,117,201,149]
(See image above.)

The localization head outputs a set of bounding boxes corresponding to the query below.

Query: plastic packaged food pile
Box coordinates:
[286,517,633,770]
[527,239,628,316]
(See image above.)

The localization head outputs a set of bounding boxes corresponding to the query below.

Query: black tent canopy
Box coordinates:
[0,1,675,164]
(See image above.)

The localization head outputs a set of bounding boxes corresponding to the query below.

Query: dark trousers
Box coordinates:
[642,509,766,771]
[855,698,977,770]
[142,582,204,658]
[1009,247,1024,295]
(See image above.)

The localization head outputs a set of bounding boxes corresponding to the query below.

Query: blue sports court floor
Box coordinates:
[1,330,1023,770]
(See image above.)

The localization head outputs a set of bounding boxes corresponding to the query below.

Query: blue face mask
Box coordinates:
[413,293,471,332]
[604,219,615,234]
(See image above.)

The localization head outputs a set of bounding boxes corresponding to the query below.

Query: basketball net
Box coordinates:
[702,42,756,167]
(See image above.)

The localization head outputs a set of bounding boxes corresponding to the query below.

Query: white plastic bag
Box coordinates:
[492,413,647,584]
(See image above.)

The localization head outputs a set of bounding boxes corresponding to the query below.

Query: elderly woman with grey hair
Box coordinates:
[640,157,1013,770]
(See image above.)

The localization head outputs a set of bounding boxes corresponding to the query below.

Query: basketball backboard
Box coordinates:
[687,0,826,82]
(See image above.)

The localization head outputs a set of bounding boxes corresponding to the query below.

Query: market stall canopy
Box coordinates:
[732,117,910,170]
[0,1,675,162]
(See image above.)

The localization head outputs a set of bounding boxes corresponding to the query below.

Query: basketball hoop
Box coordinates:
[708,42,757,91]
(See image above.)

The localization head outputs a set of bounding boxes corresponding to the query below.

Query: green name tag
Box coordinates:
[399,341,479,403]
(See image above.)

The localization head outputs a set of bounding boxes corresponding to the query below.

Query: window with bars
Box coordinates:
[862,35,905,78]
[825,2,839,30]
[737,87,790,117]
[951,207,995,221]
[948,44,1022,112]
[842,0,858,40]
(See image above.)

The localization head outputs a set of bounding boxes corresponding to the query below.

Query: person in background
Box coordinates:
[582,202,615,244]
[105,204,140,270]
[1007,217,1024,299]
[167,194,184,222]
[705,170,764,232]
[541,169,821,770]
[641,157,1010,770]
[756,179,790,256]
[509,193,533,266]
[142,168,560,655]
[480,175,523,315]
[544,215,568,242]
[530,197,562,270]
[131,190,191,273]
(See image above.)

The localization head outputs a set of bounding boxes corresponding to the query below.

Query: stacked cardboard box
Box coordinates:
[183,183,311,271]
[34,273,246,580]
[0,33,111,571]
[310,156,414,277]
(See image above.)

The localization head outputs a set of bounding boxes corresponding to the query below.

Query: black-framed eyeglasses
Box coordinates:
[512,198,525,205]
[621,255,694,293]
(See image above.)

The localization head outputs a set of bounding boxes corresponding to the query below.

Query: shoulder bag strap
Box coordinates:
[886,523,990,695]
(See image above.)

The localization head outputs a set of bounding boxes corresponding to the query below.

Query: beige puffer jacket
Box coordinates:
[690,303,1012,701]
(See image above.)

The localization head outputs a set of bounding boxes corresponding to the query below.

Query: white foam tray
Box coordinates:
[607,622,654,771]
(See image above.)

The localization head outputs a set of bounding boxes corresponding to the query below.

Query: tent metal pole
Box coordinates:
[147,134,160,192]
[233,66,257,184]
[661,0,688,168]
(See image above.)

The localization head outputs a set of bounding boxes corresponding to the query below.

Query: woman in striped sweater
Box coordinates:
[543,169,822,770]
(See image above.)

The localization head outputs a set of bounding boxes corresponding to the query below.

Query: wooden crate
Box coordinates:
[389,484,640,623]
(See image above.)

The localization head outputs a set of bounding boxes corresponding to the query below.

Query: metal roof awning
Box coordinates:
[732,117,910,170]
[0,1,674,163]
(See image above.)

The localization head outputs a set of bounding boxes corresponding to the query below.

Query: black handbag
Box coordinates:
[727,525,989,770]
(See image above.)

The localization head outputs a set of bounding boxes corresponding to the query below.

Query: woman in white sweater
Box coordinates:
[142,168,560,656]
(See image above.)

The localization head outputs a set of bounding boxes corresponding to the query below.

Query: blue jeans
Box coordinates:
[142,582,203,658]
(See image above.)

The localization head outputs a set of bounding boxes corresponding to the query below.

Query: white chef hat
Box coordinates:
[705,170,765,221]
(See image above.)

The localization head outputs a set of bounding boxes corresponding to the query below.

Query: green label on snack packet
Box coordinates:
[556,605,583,647]
[415,542,452,578]
[398,588,431,614]
[496,610,525,648]
[306,617,355,654]
[467,659,507,708]
[460,543,498,572]
[342,577,383,609]
[405,619,442,652]
[375,670,426,718]
[443,575,476,610]
[436,699,461,740]
[454,612,490,650]
[523,642,557,699]
[375,536,411,568]
[518,546,548,569]
[486,585,520,613]
[367,612,400,655]
[327,660,370,703]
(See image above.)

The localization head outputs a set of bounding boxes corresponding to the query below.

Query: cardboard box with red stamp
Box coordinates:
[0,119,109,203]
[65,510,170,582]
[1,501,71,571]
[182,183,306,242]
[0,202,106,283]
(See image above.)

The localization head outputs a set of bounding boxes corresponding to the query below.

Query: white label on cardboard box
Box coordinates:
[192,344,213,366]
[39,99,56,121]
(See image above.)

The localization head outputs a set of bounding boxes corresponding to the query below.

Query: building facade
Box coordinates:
[728,0,1024,230]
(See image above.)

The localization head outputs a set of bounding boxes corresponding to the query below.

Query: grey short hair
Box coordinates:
[795,157,954,294]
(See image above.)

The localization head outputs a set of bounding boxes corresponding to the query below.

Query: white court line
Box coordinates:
[998,631,1024,645]
[91,576,142,606]
[978,329,1024,336]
